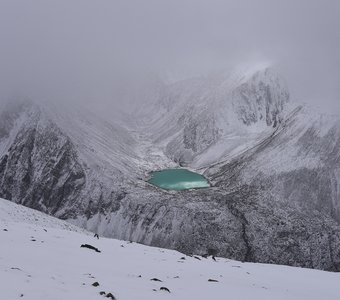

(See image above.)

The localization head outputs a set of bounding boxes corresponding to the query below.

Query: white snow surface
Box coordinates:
[1,198,339,300]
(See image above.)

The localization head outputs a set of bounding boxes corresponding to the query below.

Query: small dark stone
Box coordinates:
[138,275,142,278]
[208,279,219,282]
[150,278,162,282]
[160,287,171,293]
[194,256,201,260]
[3,229,8,231]
[31,239,36,242]
[80,244,101,253]
[106,292,116,299]
[99,291,106,295]
[180,257,186,260]
[212,256,217,262]
[92,282,100,287]
[43,229,47,232]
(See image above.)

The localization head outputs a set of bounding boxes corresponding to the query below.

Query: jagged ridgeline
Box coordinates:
[0,67,340,271]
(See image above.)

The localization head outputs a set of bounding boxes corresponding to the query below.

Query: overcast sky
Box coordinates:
[0,0,339,112]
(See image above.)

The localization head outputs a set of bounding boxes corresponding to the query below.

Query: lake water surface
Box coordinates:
[148,168,210,190]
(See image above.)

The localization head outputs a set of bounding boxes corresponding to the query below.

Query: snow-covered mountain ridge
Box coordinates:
[141,67,289,167]
[1,198,339,300]
[1,66,340,271]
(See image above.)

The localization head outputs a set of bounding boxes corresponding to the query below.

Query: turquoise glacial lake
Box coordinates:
[148,168,210,190]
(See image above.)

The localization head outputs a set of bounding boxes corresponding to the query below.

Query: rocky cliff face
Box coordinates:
[0,102,85,215]
[0,67,340,271]
[146,68,290,166]
[0,101,137,219]
[231,68,289,127]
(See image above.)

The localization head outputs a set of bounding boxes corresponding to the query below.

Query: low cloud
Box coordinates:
[0,0,339,112]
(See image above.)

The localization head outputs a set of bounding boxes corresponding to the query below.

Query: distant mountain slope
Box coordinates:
[0,100,148,219]
[0,66,340,271]
[1,198,339,300]
[206,105,340,222]
[141,68,289,167]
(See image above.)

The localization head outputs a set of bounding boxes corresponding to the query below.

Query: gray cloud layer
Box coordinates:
[0,0,339,112]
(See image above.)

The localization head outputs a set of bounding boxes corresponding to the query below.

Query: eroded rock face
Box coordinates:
[0,67,340,271]
[151,68,290,166]
[232,68,289,127]
[0,105,86,216]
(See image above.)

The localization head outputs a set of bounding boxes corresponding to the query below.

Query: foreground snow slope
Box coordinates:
[1,198,339,300]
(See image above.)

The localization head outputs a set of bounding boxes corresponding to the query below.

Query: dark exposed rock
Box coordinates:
[81,244,101,253]
[160,287,171,293]
[105,293,116,299]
